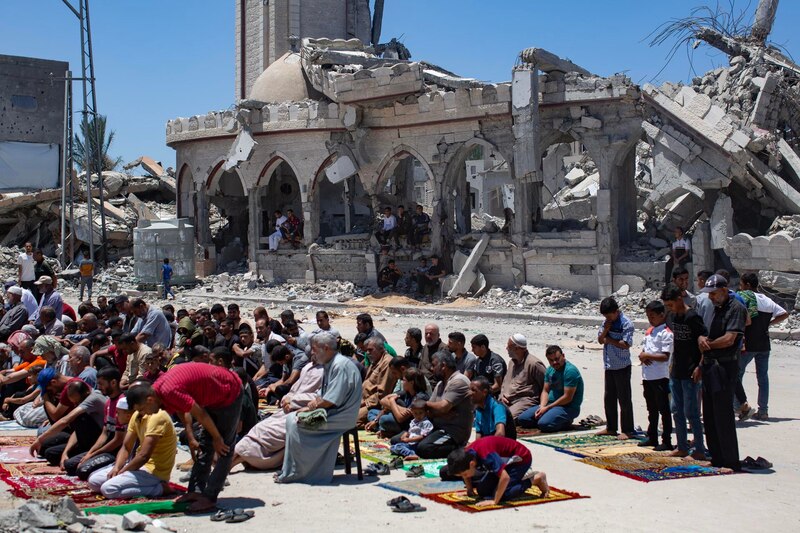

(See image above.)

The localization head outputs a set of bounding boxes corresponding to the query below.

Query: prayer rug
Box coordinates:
[0,464,187,509]
[400,459,448,478]
[0,446,45,463]
[85,500,188,516]
[0,462,62,476]
[523,432,645,450]
[556,443,660,459]
[573,452,734,482]
[422,485,589,513]
[0,420,28,432]
[0,435,37,447]
[378,478,465,496]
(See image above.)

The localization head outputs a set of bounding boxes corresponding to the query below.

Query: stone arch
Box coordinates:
[206,160,248,197]
[374,145,435,213]
[253,154,303,249]
[177,163,196,221]
[309,152,373,239]
[442,138,511,235]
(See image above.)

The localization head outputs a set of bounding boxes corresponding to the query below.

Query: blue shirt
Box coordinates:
[545,361,584,410]
[474,395,507,437]
[162,264,173,281]
[599,312,634,370]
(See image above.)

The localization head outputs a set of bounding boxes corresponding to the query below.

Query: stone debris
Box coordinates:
[0,497,103,533]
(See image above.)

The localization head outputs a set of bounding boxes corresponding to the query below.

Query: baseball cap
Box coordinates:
[34,275,53,286]
[510,333,527,348]
[36,367,57,395]
[701,274,729,293]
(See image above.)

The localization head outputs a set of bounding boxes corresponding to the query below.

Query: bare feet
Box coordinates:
[186,495,217,513]
[669,449,689,458]
[533,472,550,499]
[617,432,631,440]
[175,492,201,504]
[596,428,616,436]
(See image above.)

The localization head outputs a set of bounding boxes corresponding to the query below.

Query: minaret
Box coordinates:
[234,0,372,101]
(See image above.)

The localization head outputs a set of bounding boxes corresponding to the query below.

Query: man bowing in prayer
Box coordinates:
[275,332,362,484]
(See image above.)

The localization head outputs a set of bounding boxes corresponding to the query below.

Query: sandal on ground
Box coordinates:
[365,463,390,476]
[226,509,255,523]
[406,465,425,478]
[210,510,233,522]
[392,500,426,513]
[387,496,410,507]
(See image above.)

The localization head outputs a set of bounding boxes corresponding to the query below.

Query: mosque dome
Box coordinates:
[249,52,322,103]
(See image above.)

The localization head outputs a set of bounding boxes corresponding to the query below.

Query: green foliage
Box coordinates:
[73,114,123,173]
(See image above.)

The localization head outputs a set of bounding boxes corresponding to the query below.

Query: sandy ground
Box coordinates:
[2,296,799,532]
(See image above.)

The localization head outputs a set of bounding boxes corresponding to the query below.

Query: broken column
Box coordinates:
[511,64,541,234]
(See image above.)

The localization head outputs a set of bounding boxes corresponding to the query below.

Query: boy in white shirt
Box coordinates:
[389,399,433,461]
[638,300,674,451]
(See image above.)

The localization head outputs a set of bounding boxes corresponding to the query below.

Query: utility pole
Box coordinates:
[59,69,73,268]
[60,0,108,265]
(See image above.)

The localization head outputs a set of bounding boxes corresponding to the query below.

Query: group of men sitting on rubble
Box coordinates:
[0,260,787,509]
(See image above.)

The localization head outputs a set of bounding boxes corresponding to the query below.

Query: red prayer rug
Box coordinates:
[0,446,46,464]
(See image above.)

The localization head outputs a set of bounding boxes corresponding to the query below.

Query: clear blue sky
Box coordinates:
[2,1,797,170]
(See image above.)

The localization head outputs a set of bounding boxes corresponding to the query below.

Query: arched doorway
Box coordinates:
[208,169,248,262]
[315,171,372,238]
[177,165,196,222]
[255,160,302,249]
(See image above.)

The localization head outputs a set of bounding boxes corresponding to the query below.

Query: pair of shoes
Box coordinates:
[210,508,255,523]
[388,456,404,469]
[654,443,674,452]
[365,462,390,476]
[637,439,658,448]
[392,500,426,513]
[752,411,769,421]
[405,465,425,478]
[741,456,773,470]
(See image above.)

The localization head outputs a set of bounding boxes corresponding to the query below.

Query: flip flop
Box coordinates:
[387,496,410,507]
[226,509,255,523]
[755,456,773,469]
[210,510,233,522]
[392,500,426,513]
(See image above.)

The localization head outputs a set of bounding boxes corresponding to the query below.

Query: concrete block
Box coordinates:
[676,86,698,106]
[729,129,751,149]
[710,193,733,250]
[580,116,602,129]
[469,87,483,106]
[596,189,611,222]
[496,83,511,102]
[449,233,490,297]
[569,106,583,119]
[686,94,712,118]
[564,167,586,186]
[443,91,456,110]
[703,105,726,127]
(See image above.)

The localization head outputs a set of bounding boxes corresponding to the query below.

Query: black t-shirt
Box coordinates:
[706,298,746,361]
[666,309,706,379]
[475,351,507,382]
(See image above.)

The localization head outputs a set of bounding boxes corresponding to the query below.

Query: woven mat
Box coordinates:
[421,485,589,513]
[574,452,734,482]
[0,435,37,447]
[523,432,645,450]
[0,446,46,464]
[0,464,187,509]
[377,478,465,496]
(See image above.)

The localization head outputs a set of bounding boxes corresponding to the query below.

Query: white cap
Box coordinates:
[510,333,527,348]
[116,395,129,410]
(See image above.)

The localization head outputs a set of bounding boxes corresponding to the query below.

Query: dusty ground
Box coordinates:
[2,295,798,532]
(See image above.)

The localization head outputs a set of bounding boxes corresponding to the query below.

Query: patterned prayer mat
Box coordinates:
[0,446,46,464]
[0,435,37,447]
[573,452,734,482]
[556,443,660,459]
[0,420,29,432]
[85,500,189,516]
[0,462,63,476]
[378,478,465,496]
[0,464,187,509]
[523,432,645,450]
[422,485,589,513]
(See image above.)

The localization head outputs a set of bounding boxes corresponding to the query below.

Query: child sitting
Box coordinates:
[447,436,548,507]
[389,399,433,460]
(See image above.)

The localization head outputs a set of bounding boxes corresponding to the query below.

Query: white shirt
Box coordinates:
[382,214,397,231]
[274,215,287,233]
[641,323,673,381]
[20,289,38,317]
[17,253,35,282]
[672,237,691,252]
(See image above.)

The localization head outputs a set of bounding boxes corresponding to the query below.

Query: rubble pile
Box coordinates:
[199,273,365,302]
[0,246,61,282]
[0,497,175,533]
[768,215,800,238]
[0,156,176,261]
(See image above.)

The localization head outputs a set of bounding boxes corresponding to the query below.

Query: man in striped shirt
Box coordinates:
[597,297,635,440]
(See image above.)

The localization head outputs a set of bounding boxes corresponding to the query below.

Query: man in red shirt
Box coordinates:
[446,436,548,507]
[126,363,243,513]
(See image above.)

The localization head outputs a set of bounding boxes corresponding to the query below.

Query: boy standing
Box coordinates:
[597,297,635,439]
[78,249,94,302]
[637,301,673,451]
[661,284,707,460]
[161,258,175,300]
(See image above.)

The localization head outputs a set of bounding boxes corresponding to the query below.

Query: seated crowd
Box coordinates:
[0,266,785,507]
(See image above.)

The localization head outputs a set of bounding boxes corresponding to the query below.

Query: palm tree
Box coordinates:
[73,114,123,173]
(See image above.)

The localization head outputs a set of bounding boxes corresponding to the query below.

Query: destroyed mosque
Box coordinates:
[3,1,800,304]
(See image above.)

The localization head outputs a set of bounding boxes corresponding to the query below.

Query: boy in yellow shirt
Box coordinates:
[88,396,177,498]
